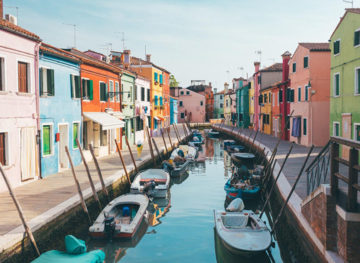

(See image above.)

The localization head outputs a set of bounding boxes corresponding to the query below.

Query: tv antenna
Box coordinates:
[63,23,77,48]
[115,32,126,50]
[343,0,354,7]
[4,6,19,22]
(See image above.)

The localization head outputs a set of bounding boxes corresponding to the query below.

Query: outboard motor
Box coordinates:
[104,212,115,238]
[143,180,157,196]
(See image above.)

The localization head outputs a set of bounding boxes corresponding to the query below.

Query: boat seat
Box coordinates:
[222,215,249,229]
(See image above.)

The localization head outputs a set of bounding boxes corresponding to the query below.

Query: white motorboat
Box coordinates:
[89,194,149,239]
[166,145,197,177]
[130,169,170,198]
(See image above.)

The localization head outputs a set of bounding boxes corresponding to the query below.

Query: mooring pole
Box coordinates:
[167,126,174,149]
[172,124,181,145]
[77,138,102,210]
[0,164,41,256]
[182,123,188,138]
[152,138,163,162]
[89,144,109,199]
[260,143,294,218]
[125,136,138,173]
[160,128,169,155]
[271,145,314,234]
[145,127,156,166]
[115,139,132,185]
[65,146,92,224]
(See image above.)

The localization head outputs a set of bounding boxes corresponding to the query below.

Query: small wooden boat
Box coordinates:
[214,210,272,257]
[208,129,220,138]
[130,169,170,198]
[89,194,149,239]
[189,132,204,146]
[231,153,255,169]
[224,178,260,200]
[163,145,197,177]
[226,144,245,153]
[223,140,236,147]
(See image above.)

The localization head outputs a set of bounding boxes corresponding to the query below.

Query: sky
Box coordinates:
[4,0,358,90]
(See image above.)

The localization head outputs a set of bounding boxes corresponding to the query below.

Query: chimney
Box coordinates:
[224,82,229,93]
[123,49,131,69]
[281,51,291,82]
[0,0,3,20]
[146,54,151,62]
[254,61,260,74]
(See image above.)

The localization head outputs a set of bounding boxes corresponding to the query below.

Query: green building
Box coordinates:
[236,82,251,128]
[329,9,360,143]
[121,71,136,145]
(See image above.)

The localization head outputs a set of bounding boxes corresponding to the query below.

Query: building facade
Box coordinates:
[186,81,214,121]
[134,75,150,144]
[249,77,255,128]
[170,96,178,124]
[213,89,225,119]
[121,71,136,145]
[259,87,272,135]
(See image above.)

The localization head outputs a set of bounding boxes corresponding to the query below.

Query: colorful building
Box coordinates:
[213,89,225,119]
[235,79,251,129]
[259,86,272,135]
[121,71,136,145]
[289,43,330,147]
[249,77,255,128]
[170,96,178,124]
[134,75,150,144]
[0,18,41,191]
[186,81,214,121]
[223,83,233,126]
[67,49,124,159]
[329,9,360,149]
[39,43,82,177]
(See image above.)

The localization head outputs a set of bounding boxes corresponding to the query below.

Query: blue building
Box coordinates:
[170,96,178,124]
[39,43,82,177]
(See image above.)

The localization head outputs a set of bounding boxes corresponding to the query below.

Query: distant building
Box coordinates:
[213,89,225,119]
[170,96,178,124]
[223,83,234,126]
[134,75,150,144]
[186,81,214,121]
[233,78,250,128]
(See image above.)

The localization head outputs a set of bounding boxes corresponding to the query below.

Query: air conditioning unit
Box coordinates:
[5,14,18,25]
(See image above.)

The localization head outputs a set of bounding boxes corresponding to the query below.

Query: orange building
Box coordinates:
[67,49,125,159]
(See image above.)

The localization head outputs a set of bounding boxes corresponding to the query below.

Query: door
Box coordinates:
[59,124,69,169]
[20,127,36,181]
[342,114,352,159]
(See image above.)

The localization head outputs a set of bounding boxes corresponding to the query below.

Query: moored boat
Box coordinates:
[89,194,149,239]
[223,140,236,147]
[130,169,170,198]
[231,152,255,169]
[226,144,245,153]
[163,145,197,177]
[208,129,220,138]
[224,179,260,200]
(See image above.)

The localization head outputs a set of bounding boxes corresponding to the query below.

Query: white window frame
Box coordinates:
[72,121,81,150]
[16,59,32,94]
[109,80,114,102]
[42,122,54,157]
[333,72,340,97]
[81,77,90,101]
[354,67,360,95]
[99,81,107,103]
[0,130,10,167]
[334,39,341,56]
[0,54,7,93]
[333,121,340,137]
[40,66,53,96]
[70,74,81,100]
[354,123,360,141]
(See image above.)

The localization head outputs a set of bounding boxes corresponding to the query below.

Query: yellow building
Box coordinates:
[260,87,272,135]
[249,78,255,128]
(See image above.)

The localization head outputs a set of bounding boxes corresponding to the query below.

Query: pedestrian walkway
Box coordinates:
[0,124,188,253]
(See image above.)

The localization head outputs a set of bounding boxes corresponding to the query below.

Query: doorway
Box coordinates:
[58,124,69,170]
[20,127,36,181]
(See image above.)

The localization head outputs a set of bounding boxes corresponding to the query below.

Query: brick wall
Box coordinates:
[337,214,360,262]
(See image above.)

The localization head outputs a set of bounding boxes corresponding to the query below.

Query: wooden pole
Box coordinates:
[145,127,156,166]
[271,145,314,234]
[65,146,92,224]
[152,138,163,162]
[260,143,294,218]
[175,124,183,141]
[172,124,181,144]
[182,123,188,138]
[167,126,174,148]
[77,138,102,210]
[125,136,138,173]
[115,139,131,185]
[89,144,109,199]
[160,128,169,155]
[0,164,40,256]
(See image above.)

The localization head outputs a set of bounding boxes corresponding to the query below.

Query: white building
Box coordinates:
[135,76,150,143]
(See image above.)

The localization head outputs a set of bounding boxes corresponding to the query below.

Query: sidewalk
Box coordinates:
[0,124,188,253]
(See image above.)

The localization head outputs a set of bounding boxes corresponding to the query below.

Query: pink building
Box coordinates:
[0,15,41,192]
[289,43,331,147]
[171,87,205,123]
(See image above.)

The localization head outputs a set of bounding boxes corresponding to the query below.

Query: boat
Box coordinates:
[225,144,245,153]
[32,235,105,263]
[130,169,170,198]
[214,209,272,257]
[163,145,197,177]
[189,132,204,146]
[89,193,149,239]
[223,140,236,147]
[231,153,256,169]
[224,179,260,200]
[208,129,220,138]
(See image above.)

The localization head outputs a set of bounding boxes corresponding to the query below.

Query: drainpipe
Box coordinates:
[35,42,42,179]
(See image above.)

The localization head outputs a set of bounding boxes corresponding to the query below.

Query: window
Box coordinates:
[154,95,158,106]
[109,81,114,102]
[220,103,223,108]
[18,62,29,93]
[279,90,283,103]
[83,121,88,150]
[82,79,93,100]
[154,72,158,83]
[258,75,261,84]
[128,86,131,98]
[333,122,340,136]
[292,63,296,73]
[334,73,340,97]
[160,96,163,106]
[298,87,301,102]
[0,57,4,91]
[39,68,55,96]
[354,30,360,47]
[269,93,271,103]
[354,124,360,141]
[42,124,53,156]
[180,91,184,95]
[179,101,183,107]
[226,100,229,107]
[134,85,138,101]
[305,86,309,101]
[141,87,145,101]
[70,75,81,98]
[136,116,143,131]
[186,91,190,95]
[115,81,120,101]
[0,132,7,166]
[304,56,309,68]
[200,101,203,106]
[220,95,223,99]
[159,74,163,84]
[100,82,107,102]
[100,126,107,146]
[287,89,295,102]
[303,118,307,135]
[181,112,185,119]
[333,40,340,55]
[147,89,150,102]
[264,94,267,103]
[73,123,80,149]
[355,68,360,95]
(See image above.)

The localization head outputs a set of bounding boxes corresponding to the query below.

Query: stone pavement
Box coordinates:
[0,124,188,252]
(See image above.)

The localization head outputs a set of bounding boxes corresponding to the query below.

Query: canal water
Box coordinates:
[87,136,299,263]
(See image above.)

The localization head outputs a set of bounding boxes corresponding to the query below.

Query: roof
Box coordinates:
[0,19,41,42]
[330,8,360,39]
[169,96,178,100]
[233,77,247,81]
[259,63,282,73]
[299,42,330,52]
[40,43,80,63]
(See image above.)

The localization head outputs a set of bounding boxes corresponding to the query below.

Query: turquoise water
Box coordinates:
[89,137,287,263]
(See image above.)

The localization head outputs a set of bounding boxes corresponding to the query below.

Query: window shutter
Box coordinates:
[70,75,74,98]
[0,133,5,165]
[357,69,360,94]
[335,75,340,95]
[89,80,93,100]
[39,68,43,96]
[279,90,283,102]
[75,75,81,98]
[355,31,360,46]
[43,126,51,155]
[73,124,78,148]
[18,62,27,92]
[47,69,55,96]
[303,119,307,135]
[291,89,295,102]
[82,79,86,97]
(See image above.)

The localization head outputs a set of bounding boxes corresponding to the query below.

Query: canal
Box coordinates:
[82,134,310,263]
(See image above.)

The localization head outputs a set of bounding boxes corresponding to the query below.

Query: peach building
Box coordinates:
[289,43,331,147]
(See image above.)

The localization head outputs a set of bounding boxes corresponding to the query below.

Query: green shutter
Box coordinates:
[43,125,51,155]
[355,31,360,46]
[357,69,360,94]
[298,87,301,102]
[73,123,79,148]
[303,119,307,135]
[356,125,360,141]
[334,41,340,55]
[89,80,93,100]
[47,69,55,96]
[75,75,81,98]
[39,68,43,96]
[335,74,340,96]
[70,75,74,98]
[305,86,308,101]
[304,57,308,68]
[82,79,86,97]
[293,63,296,73]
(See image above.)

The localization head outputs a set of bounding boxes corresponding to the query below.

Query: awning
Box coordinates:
[109,111,125,119]
[154,115,165,121]
[83,112,125,130]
